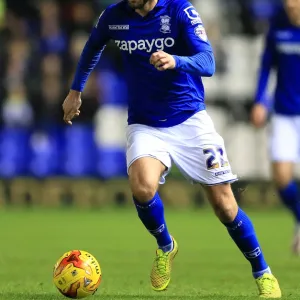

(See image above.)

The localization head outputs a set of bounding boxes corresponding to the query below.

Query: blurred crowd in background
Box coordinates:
[0,0,287,180]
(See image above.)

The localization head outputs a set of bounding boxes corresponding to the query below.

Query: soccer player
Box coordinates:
[251,0,300,255]
[63,0,281,297]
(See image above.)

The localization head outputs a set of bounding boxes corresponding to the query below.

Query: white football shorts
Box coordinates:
[126,110,237,185]
[270,114,300,162]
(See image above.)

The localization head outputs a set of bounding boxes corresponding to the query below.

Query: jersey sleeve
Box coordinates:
[173,2,215,76]
[90,8,111,48]
[177,2,213,54]
[254,25,277,105]
[71,8,112,92]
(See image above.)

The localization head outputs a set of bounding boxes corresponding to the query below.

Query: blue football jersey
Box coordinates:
[255,10,300,115]
[72,0,214,127]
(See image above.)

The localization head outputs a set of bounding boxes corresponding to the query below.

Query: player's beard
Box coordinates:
[286,9,300,26]
[284,0,300,26]
[127,0,150,10]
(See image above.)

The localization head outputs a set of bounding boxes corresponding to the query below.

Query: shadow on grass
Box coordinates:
[0,292,61,300]
[0,292,260,300]
[97,294,259,300]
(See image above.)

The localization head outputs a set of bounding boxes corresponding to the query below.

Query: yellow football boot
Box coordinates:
[256,273,282,298]
[150,237,178,291]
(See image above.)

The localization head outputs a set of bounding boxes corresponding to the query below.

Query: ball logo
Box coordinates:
[84,278,92,287]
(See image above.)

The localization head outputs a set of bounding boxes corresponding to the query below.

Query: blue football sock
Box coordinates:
[278,181,300,223]
[133,192,173,252]
[224,208,270,278]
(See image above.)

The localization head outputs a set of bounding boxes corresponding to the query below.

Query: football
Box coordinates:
[53,250,102,299]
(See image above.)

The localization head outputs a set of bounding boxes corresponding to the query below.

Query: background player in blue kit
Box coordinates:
[251,0,300,255]
[63,0,281,297]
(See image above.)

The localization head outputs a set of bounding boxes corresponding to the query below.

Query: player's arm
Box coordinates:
[150,3,215,77]
[62,9,111,125]
[173,4,215,77]
[254,26,277,107]
[251,26,277,128]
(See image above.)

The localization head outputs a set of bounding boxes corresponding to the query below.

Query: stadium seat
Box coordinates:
[0,127,30,177]
[63,125,97,177]
[222,36,259,101]
[225,123,270,180]
[28,130,61,177]
[96,148,127,179]
[206,105,229,136]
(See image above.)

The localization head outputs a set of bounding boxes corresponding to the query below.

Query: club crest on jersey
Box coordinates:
[184,6,202,25]
[194,25,208,41]
[160,15,171,34]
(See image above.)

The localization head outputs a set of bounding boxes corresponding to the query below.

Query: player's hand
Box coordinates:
[62,90,82,125]
[250,103,267,128]
[150,51,176,71]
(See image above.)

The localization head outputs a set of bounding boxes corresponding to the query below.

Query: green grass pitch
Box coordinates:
[0,207,299,300]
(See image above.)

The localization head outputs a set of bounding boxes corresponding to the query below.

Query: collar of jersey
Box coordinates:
[126,0,166,12]
[156,0,167,8]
